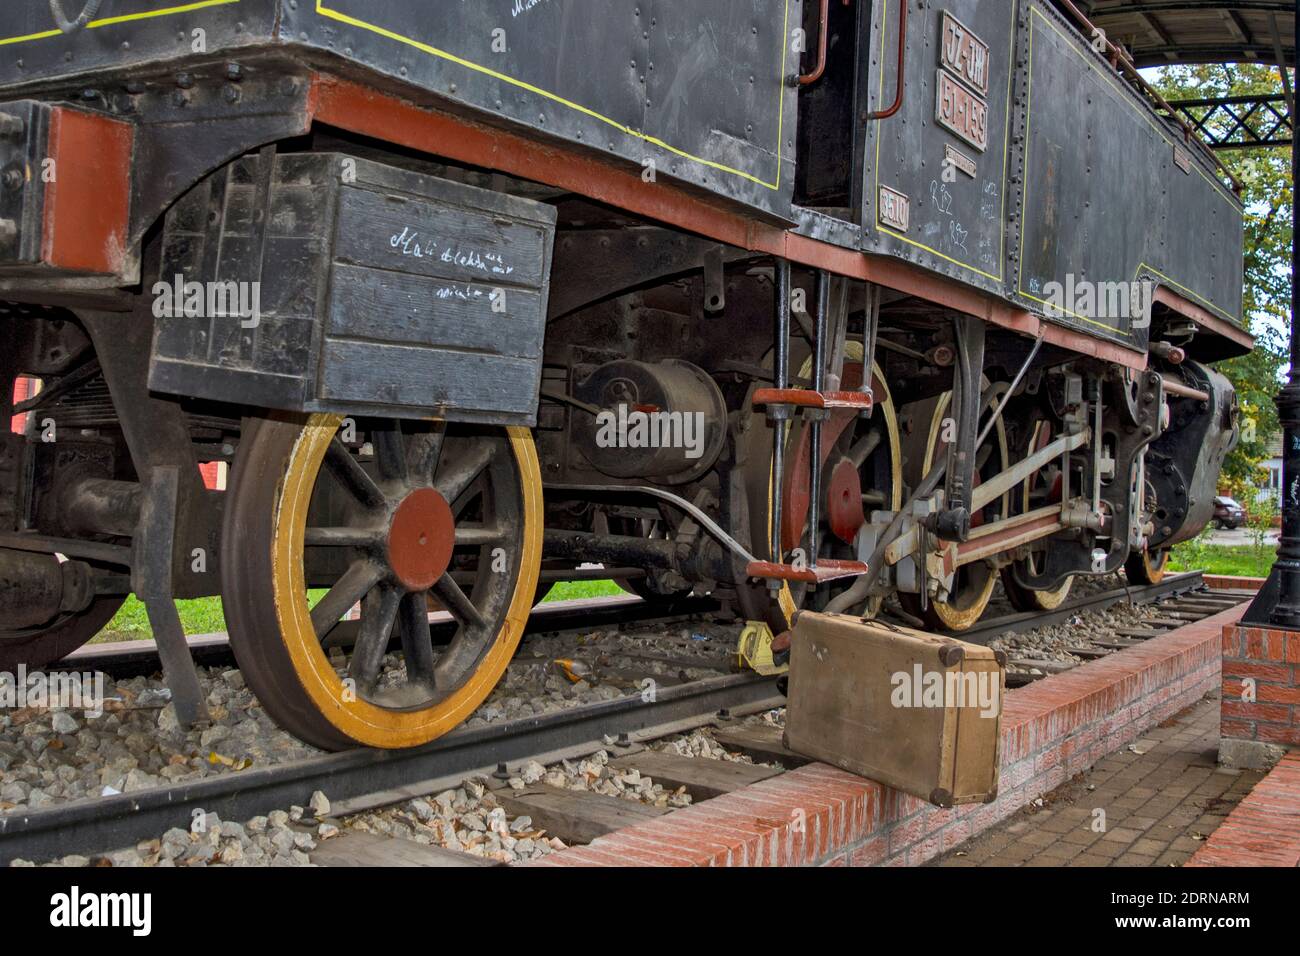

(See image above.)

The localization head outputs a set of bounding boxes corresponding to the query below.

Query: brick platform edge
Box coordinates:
[1221,622,1300,748]
[1202,575,1265,592]
[526,603,1243,867]
[1213,573,1300,755]
[1187,752,1300,867]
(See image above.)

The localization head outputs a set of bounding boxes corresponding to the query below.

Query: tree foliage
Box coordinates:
[1153,64,1293,497]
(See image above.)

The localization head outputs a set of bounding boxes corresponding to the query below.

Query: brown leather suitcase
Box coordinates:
[784,610,1006,807]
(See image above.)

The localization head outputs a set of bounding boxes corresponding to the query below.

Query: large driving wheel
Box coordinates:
[1002,421,1073,611]
[745,346,903,630]
[899,386,1009,631]
[222,413,542,751]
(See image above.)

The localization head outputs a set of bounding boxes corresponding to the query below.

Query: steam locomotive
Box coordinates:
[0,0,1245,749]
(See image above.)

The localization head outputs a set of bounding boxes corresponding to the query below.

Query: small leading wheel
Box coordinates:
[222,413,542,751]
[1002,421,1072,612]
[1125,547,1169,585]
[899,386,1009,632]
[1127,472,1170,585]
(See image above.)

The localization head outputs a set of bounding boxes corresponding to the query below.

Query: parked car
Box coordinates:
[1213,497,1246,529]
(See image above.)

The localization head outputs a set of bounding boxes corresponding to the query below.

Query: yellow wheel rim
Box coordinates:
[269,414,543,748]
[1142,547,1169,583]
[921,390,1009,631]
[1015,421,1072,610]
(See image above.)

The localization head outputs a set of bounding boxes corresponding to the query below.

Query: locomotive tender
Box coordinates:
[0,1,1248,749]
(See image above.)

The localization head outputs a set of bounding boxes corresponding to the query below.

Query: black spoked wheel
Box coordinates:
[1002,420,1073,612]
[899,385,1009,631]
[221,413,542,751]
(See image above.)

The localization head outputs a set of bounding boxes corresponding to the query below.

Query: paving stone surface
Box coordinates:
[930,693,1266,868]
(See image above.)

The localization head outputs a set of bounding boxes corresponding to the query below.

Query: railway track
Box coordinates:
[979,571,1248,686]
[56,594,720,680]
[0,672,781,866]
[883,570,1211,646]
[55,571,1208,680]
[0,571,1248,866]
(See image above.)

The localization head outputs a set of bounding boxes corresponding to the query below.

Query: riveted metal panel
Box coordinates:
[0,1,276,88]
[862,0,1020,297]
[149,152,557,426]
[1,2,798,221]
[1006,0,1244,348]
[281,0,798,221]
[645,0,794,203]
[0,100,133,277]
[0,100,50,267]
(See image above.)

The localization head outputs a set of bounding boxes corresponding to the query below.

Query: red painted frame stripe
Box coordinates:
[27,72,1248,364]
[41,106,133,275]
[310,73,1251,370]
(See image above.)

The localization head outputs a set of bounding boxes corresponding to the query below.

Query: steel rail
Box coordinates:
[0,572,1232,864]
[55,594,720,680]
[930,570,1210,646]
[0,672,783,866]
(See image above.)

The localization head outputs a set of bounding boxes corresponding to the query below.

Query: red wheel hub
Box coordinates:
[780,362,880,552]
[827,456,866,544]
[386,488,456,592]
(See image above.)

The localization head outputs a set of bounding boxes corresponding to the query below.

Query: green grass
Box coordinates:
[539,579,624,602]
[96,596,227,644]
[95,579,625,643]
[1168,543,1273,579]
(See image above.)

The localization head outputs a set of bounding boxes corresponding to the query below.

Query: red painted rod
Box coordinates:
[799,0,831,86]
[864,0,907,121]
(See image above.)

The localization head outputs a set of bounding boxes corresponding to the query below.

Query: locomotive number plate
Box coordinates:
[936,69,988,153]
[940,12,990,97]
[878,185,911,232]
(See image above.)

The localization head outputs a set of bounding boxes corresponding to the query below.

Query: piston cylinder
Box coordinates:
[572,359,727,483]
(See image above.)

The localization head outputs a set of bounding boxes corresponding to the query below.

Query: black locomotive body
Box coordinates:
[0,1,1248,749]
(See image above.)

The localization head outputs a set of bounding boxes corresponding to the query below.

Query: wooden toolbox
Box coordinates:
[149,152,556,427]
[784,610,1006,807]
